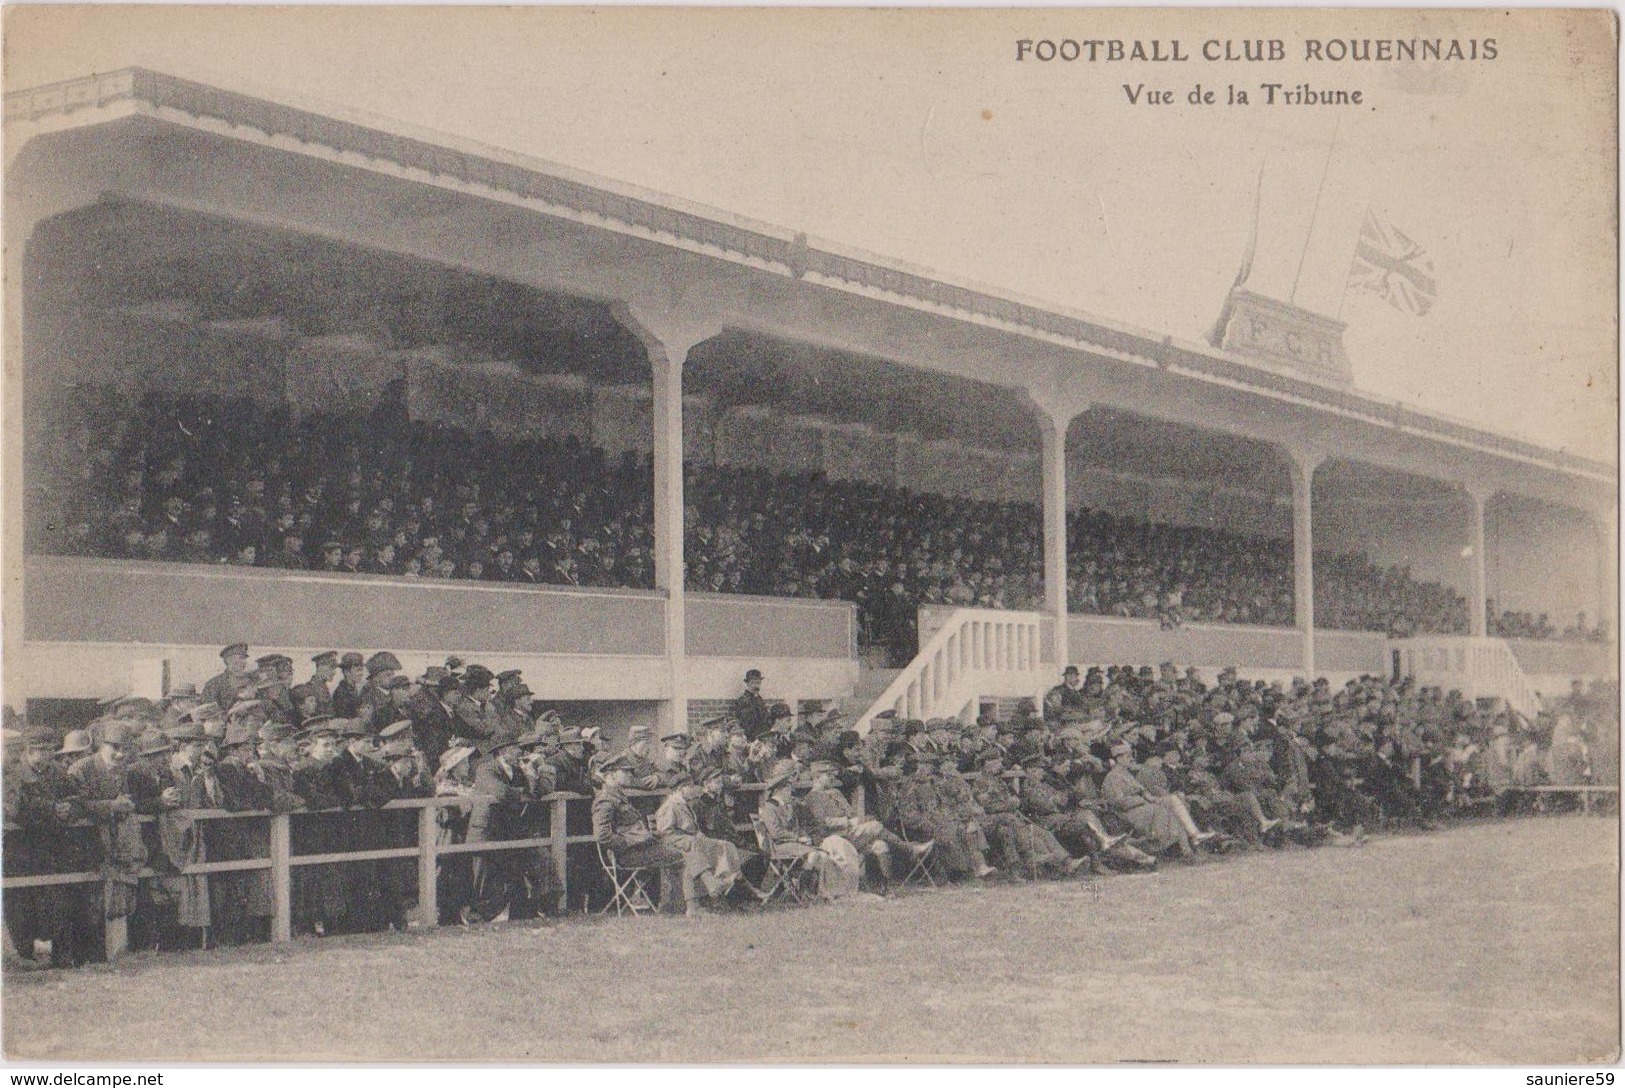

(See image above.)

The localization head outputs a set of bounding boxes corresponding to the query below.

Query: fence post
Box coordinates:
[270,813,291,943]
[416,802,439,928]
[550,796,571,914]
[104,912,128,960]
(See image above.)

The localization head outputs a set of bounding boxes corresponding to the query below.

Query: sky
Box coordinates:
[5,5,1618,461]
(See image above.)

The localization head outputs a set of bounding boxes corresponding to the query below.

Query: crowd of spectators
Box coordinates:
[1489,603,1611,643]
[5,645,1613,968]
[34,388,656,588]
[32,389,1600,657]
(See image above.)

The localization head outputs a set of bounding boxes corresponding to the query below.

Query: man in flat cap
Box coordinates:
[197,721,277,946]
[376,722,428,793]
[357,719,426,927]
[732,668,774,741]
[407,670,461,771]
[550,728,595,795]
[654,729,694,789]
[252,722,305,813]
[360,652,404,728]
[203,643,255,713]
[620,723,666,791]
[67,722,149,941]
[490,681,534,744]
[333,719,402,931]
[331,653,367,720]
[292,652,340,723]
[255,655,298,725]
[289,719,348,936]
[453,664,498,742]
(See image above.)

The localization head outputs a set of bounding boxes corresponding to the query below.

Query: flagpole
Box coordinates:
[1237,156,1266,288]
[1207,156,1268,347]
[1336,203,1370,321]
[1290,114,1341,305]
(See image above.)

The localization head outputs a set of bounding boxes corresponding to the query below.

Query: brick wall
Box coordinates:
[687,698,734,730]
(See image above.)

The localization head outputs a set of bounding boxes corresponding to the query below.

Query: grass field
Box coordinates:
[4,815,1617,1064]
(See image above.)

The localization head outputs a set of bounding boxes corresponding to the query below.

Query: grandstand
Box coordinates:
[5,68,1615,738]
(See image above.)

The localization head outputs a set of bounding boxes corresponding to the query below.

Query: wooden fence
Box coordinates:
[3,788,720,957]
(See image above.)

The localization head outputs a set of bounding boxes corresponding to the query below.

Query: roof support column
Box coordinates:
[1465,486,1492,638]
[1287,447,1325,680]
[616,304,720,737]
[1025,384,1091,672]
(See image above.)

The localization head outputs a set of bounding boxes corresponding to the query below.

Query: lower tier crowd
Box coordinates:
[3,648,1616,969]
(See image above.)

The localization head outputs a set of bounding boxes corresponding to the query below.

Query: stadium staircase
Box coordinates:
[1391,635,1543,719]
[852,608,1047,733]
[830,667,902,725]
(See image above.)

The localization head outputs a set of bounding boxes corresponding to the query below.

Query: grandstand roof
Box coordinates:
[6,67,1615,513]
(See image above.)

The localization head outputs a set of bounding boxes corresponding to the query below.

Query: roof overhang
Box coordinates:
[5,68,1615,513]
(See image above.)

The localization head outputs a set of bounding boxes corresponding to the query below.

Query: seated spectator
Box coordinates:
[654,770,746,914]
[590,753,684,914]
[967,759,1084,877]
[756,765,853,900]
[888,756,984,880]
[803,760,931,895]
[1100,741,1197,860]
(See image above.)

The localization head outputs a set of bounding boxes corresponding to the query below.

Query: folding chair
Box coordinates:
[894,822,938,889]
[749,815,811,906]
[595,842,659,916]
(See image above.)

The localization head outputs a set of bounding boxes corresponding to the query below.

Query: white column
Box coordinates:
[1041,412,1071,671]
[651,347,685,696]
[1466,486,1490,638]
[616,304,719,738]
[1289,449,1324,680]
[1025,385,1090,673]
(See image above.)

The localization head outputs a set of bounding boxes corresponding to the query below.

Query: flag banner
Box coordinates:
[1348,210,1437,316]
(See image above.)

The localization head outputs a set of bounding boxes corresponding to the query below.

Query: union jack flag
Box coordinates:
[1347,209,1436,316]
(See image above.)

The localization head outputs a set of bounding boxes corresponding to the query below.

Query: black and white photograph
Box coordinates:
[0,4,1617,1067]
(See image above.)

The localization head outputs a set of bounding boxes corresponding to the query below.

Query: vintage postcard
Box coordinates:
[1,4,1617,1067]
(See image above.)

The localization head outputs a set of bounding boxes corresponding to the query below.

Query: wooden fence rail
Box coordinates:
[3,783,804,958]
[2,790,667,956]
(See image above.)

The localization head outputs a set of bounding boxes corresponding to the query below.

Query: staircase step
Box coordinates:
[833,697,872,722]
[837,667,905,726]
[852,667,902,701]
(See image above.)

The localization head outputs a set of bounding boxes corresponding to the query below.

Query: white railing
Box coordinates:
[855,608,1046,733]
[1391,636,1542,720]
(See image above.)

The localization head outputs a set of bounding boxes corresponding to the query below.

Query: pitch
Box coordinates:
[5,816,1617,1064]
